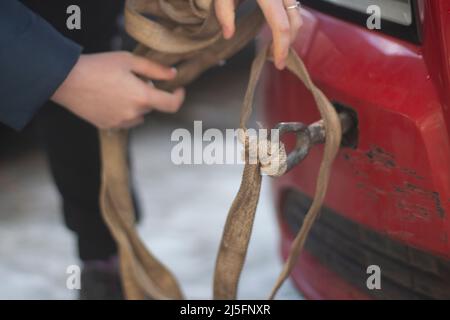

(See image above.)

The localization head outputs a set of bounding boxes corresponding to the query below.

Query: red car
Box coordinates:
[263,0,450,299]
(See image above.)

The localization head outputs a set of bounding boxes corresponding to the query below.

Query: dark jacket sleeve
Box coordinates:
[0,0,82,130]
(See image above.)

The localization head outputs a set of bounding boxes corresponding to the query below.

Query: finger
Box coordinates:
[146,87,186,114]
[131,55,177,80]
[283,0,303,44]
[257,0,291,69]
[215,0,237,39]
[120,117,145,129]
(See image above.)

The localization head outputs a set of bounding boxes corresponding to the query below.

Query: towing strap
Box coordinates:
[99,0,342,300]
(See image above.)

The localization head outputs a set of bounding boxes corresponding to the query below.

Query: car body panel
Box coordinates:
[262,1,450,299]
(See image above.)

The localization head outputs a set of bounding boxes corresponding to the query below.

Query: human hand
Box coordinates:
[51,52,185,129]
[215,0,303,70]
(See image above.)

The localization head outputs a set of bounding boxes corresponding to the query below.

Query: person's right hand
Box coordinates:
[215,0,303,70]
[51,52,185,129]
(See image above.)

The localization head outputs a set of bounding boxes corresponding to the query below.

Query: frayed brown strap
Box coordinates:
[99,0,342,300]
[99,0,264,300]
[213,45,342,300]
[100,130,184,299]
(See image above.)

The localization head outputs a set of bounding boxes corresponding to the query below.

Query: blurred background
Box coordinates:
[0,46,302,299]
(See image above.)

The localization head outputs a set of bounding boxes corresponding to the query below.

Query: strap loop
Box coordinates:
[99,0,342,301]
[213,44,342,300]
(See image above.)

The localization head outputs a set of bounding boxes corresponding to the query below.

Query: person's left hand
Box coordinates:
[215,0,303,70]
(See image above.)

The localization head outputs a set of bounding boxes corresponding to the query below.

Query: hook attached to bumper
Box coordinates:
[274,111,354,173]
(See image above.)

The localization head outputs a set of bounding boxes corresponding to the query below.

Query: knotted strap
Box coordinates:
[99,0,342,300]
[213,44,342,300]
[99,0,264,299]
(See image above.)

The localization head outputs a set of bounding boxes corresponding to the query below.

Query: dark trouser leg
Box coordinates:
[34,102,117,261]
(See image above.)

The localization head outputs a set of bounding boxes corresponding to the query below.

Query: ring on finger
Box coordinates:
[285,1,301,10]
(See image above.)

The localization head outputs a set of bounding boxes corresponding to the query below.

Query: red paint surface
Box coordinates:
[263,1,450,299]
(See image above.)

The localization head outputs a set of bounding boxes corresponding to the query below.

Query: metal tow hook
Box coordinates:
[274,111,354,173]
